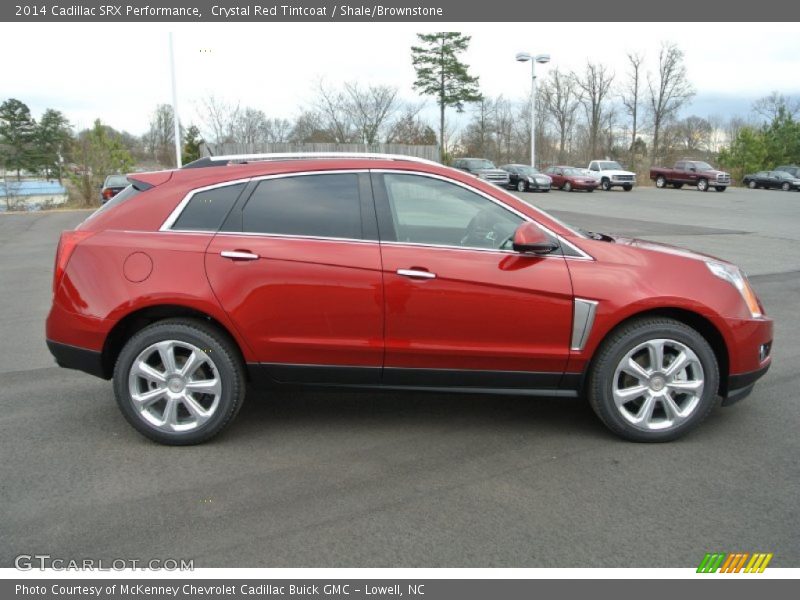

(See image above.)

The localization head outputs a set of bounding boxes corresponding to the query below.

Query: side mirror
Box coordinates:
[512,222,559,255]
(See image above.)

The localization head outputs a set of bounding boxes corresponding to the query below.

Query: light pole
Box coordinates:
[169,32,182,168]
[516,52,550,169]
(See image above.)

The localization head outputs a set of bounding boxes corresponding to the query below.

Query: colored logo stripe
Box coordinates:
[697,552,773,573]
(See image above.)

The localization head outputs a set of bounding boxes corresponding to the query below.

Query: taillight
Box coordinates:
[102,188,114,200]
[53,230,95,293]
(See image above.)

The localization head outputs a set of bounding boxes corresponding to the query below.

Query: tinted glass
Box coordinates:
[383,174,522,250]
[86,184,140,222]
[105,175,129,187]
[173,183,246,231]
[243,174,361,239]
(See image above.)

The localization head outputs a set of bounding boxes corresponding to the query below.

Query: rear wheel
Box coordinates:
[113,319,246,445]
[748,180,757,189]
[697,178,709,192]
[563,181,573,192]
[587,187,594,193]
[655,175,667,188]
[587,318,719,442]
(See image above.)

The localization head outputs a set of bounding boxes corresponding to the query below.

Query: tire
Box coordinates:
[587,317,719,442]
[113,318,246,445]
[673,183,684,189]
[782,182,791,191]
[697,178,709,192]
[622,184,633,191]
[517,179,527,192]
[601,178,612,191]
[655,175,667,188]
[563,181,573,192]
[715,186,726,192]
[587,187,594,193]
[748,180,757,189]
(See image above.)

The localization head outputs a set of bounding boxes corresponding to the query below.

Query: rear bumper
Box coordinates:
[46,339,108,379]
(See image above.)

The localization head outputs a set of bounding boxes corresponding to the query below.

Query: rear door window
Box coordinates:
[242,173,362,240]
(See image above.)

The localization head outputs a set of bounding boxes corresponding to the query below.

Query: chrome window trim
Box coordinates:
[159,177,252,232]
[159,168,593,261]
[159,170,369,234]
[372,169,593,260]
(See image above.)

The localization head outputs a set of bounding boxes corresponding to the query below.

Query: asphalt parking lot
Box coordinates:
[1,185,798,568]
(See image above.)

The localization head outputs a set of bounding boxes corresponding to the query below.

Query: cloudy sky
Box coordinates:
[2,22,799,135]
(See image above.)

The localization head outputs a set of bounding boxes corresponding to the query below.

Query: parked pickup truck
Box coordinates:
[650,160,731,192]
[587,160,636,191]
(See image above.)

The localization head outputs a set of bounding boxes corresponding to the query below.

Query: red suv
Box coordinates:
[46,153,773,445]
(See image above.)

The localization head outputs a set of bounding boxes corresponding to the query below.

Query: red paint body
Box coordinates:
[544,166,600,191]
[46,158,772,397]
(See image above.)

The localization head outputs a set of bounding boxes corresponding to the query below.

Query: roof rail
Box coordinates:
[182,152,441,169]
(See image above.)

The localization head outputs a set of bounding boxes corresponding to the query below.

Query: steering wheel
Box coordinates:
[461,210,496,248]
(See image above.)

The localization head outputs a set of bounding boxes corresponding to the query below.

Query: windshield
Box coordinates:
[466,159,496,170]
[105,175,129,187]
[562,168,582,176]
[598,161,623,170]
[516,166,541,176]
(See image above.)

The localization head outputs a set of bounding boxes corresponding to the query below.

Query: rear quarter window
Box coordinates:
[172,183,247,231]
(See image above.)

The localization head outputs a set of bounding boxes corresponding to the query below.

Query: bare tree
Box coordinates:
[541,68,582,163]
[344,83,400,144]
[752,91,800,124]
[143,104,177,167]
[198,95,240,145]
[234,107,268,146]
[314,81,357,143]
[575,62,615,159]
[621,52,644,169]
[674,115,712,154]
[289,111,336,143]
[262,118,293,143]
[647,42,695,163]
[461,98,496,157]
[385,105,437,145]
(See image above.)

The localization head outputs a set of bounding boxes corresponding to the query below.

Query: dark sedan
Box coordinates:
[500,164,552,193]
[544,166,599,192]
[100,174,130,203]
[743,170,800,191]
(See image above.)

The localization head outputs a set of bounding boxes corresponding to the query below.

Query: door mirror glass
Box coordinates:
[512,222,559,255]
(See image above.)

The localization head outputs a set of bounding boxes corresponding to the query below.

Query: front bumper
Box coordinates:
[722,362,771,406]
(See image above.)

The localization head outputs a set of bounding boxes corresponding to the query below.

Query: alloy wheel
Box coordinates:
[611,338,704,432]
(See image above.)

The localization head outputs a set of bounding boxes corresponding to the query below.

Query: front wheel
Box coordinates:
[601,178,612,191]
[655,175,667,188]
[113,319,246,445]
[563,181,573,192]
[782,182,791,191]
[587,318,719,442]
[517,179,527,193]
[697,178,709,192]
[715,186,726,192]
[622,184,633,191]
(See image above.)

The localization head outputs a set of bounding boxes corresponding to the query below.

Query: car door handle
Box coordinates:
[396,268,436,280]
[220,250,259,261]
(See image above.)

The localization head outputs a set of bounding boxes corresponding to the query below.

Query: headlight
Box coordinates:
[527,177,535,183]
[706,261,762,317]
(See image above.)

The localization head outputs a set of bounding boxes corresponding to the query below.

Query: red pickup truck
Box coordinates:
[650,160,731,192]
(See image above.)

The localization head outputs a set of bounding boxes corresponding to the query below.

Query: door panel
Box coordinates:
[381,245,573,375]
[206,235,384,370]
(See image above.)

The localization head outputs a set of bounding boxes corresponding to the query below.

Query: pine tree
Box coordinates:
[411,32,482,162]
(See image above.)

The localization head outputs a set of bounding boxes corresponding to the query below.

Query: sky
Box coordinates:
[1,22,799,136]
